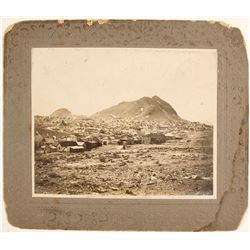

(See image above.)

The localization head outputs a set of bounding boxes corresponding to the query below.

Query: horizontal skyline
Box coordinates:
[32,48,217,125]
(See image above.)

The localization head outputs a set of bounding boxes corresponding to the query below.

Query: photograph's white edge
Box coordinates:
[31,47,217,200]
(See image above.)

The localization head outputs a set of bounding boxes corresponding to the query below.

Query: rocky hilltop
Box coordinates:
[50,108,73,118]
[50,108,89,120]
[91,96,180,121]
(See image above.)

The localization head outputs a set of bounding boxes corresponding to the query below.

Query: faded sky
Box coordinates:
[32,48,217,125]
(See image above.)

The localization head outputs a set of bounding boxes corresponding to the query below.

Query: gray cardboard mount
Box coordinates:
[3,20,248,231]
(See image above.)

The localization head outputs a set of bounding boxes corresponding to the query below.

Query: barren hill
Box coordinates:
[49,108,90,120]
[91,96,180,121]
[50,108,72,118]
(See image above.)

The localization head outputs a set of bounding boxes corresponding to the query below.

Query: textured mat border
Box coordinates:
[4,20,248,230]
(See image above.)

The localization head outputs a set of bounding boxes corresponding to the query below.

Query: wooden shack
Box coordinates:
[142,133,167,144]
[69,146,85,153]
[57,140,78,152]
[84,140,102,151]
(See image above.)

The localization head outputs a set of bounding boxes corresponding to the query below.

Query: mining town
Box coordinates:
[34,96,213,196]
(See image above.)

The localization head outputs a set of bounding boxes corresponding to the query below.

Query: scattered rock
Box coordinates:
[159,173,165,180]
[112,153,120,158]
[118,181,124,187]
[99,156,106,162]
[192,175,202,180]
[48,172,61,178]
[122,155,129,160]
[85,154,91,159]
[96,164,105,169]
[97,188,107,193]
[147,182,155,185]
[170,177,177,181]
[119,161,127,166]
[125,189,135,195]
[147,176,157,185]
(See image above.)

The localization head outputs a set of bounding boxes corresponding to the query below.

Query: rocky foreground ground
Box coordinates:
[35,129,213,196]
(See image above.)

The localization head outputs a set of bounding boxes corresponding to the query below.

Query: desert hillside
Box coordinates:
[50,108,73,118]
[91,96,180,121]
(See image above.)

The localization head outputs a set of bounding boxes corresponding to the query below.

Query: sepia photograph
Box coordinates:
[1,0,249,239]
[3,17,248,231]
[32,48,217,197]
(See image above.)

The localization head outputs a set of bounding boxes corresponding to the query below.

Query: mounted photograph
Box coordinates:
[4,19,248,230]
[32,47,217,197]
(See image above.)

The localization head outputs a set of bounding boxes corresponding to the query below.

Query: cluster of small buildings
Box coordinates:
[34,115,213,154]
[35,132,102,154]
[34,129,182,154]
